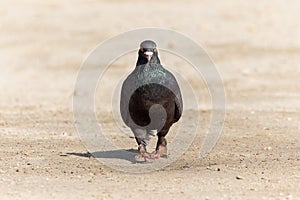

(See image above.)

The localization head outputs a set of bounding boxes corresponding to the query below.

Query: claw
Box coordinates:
[135,144,152,162]
[135,144,167,162]
[149,150,167,159]
[135,153,150,162]
[149,151,160,159]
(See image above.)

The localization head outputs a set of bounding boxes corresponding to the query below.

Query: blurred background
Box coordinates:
[1,0,300,109]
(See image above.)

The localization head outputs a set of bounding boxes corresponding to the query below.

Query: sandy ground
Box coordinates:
[1,0,300,199]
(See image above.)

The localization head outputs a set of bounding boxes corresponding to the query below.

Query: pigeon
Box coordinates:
[120,40,183,161]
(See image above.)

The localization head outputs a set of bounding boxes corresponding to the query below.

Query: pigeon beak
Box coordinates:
[144,51,153,62]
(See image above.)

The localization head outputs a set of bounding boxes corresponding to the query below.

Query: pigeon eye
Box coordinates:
[153,48,157,52]
[140,48,144,52]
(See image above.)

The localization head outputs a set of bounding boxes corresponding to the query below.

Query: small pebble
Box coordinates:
[181,165,190,169]
[263,146,272,151]
[236,175,244,180]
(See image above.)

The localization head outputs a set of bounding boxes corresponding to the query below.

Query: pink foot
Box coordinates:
[135,153,150,162]
[149,151,160,159]
[152,145,168,159]
[149,150,168,159]
[135,145,153,162]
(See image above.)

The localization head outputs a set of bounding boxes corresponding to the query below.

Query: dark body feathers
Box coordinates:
[120,40,183,159]
[120,62,182,130]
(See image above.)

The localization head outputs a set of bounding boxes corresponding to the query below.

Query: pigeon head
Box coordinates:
[137,40,160,65]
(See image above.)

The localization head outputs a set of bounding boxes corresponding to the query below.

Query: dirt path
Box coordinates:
[1,0,300,199]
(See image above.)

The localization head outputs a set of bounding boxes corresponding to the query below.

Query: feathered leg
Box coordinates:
[132,128,150,161]
[150,127,169,159]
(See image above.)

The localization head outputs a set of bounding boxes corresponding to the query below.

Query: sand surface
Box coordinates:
[0,0,300,199]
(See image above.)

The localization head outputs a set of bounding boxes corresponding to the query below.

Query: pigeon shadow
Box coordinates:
[67,149,139,164]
